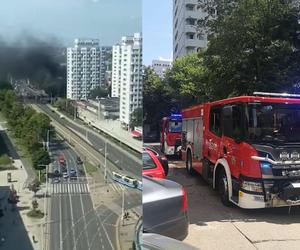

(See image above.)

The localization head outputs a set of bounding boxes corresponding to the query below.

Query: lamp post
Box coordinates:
[104,140,107,183]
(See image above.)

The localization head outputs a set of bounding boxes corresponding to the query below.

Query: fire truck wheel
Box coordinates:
[186,150,196,175]
[218,168,231,206]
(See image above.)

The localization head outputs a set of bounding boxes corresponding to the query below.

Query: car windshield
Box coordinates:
[142,152,156,170]
[169,121,182,133]
[246,102,300,143]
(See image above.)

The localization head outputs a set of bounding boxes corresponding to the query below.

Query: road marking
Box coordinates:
[59,195,63,250]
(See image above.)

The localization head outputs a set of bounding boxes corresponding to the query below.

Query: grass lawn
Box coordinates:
[84,162,98,175]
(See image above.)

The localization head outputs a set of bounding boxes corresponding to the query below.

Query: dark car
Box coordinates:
[143,176,189,241]
[141,234,198,250]
[143,146,169,176]
[134,217,197,250]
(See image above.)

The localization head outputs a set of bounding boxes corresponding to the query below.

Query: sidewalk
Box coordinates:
[118,208,141,250]
[48,104,142,153]
[0,159,47,250]
[0,123,47,250]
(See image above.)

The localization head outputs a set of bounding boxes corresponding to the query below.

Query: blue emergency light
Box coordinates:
[170,113,182,120]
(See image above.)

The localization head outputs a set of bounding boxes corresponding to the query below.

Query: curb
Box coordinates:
[116,215,122,250]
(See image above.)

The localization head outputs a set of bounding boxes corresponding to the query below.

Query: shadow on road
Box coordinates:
[169,166,300,228]
[0,186,34,250]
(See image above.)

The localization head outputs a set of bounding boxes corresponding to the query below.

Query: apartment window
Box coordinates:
[186,18,195,25]
[186,4,194,11]
[187,33,195,39]
[175,31,178,41]
[197,33,204,40]
[174,6,178,16]
[175,43,178,53]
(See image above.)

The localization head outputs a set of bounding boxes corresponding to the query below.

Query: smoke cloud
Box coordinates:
[0,34,66,96]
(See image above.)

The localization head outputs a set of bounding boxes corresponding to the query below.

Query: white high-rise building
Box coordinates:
[100,46,112,86]
[173,0,208,59]
[152,59,172,78]
[67,39,100,100]
[111,45,121,97]
[111,33,143,128]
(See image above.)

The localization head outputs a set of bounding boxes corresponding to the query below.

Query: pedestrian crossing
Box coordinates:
[110,182,126,192]
[48,182,89,194]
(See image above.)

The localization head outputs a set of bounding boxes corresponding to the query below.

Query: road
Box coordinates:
[47,139,141,250]
[48,140,116,250]
[36,104,141,176]
[168,160,300,250]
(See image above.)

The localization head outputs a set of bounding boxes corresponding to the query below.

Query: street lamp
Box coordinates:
[104,140,107,183]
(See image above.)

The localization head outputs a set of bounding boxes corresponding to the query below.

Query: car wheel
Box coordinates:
[186,150,196,175]
[218,168,231,206]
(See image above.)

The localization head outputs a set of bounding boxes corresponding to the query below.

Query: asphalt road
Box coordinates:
[48,141,116,250]
[168,160,300,250]
[37,104,141,176]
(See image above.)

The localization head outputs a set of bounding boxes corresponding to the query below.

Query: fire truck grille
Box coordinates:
[175,139,181,146]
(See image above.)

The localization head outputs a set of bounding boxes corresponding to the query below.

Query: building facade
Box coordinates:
[152,59,172,78]
[67,39,100,100]
[100,46,112,87]
[173,0,208,59]
[111,33,143,128]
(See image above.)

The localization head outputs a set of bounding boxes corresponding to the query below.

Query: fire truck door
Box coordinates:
[206,106,222,164]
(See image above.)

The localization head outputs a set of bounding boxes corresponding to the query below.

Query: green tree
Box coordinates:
[29,179,41,197]
[89,86,110,99]
[32,149,50,170]
[203,0,300,99]
[130,108,143,129]
[143,67,172,128]
[164,53,210,106]
[32,200,39,211]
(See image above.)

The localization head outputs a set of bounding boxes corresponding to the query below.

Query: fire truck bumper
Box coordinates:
[238,191,265,209]
[238,187,300,209]
[165,145,175,155]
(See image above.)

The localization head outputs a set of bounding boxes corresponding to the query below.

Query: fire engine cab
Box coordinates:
[160,113,182,156]
[181,92,300,208]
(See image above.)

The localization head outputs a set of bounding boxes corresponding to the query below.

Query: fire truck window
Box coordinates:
[247,103,300,142]
[209,107,221,136]
[222,105,243,139]
[169,121,182,133]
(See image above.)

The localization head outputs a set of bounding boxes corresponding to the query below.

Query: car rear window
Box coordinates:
[143,152,156,170]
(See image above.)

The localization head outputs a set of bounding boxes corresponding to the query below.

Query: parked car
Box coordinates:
[143,150,166,179]
[63,172,69,179]
[76,156,83,165]
[143,146,169,176]
[143,176,189,240]
[141,234,198,250]
[53,177,60,183]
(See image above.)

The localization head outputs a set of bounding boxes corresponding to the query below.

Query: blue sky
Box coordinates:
[143,0,173,65]
[0,0,141,46]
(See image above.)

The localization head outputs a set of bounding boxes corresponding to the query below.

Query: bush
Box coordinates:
[27,209,44,219]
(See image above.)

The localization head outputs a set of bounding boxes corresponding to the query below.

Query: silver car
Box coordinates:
[143,176,189,240]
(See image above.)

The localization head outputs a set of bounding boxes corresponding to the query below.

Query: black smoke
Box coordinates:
[0,35,66,97]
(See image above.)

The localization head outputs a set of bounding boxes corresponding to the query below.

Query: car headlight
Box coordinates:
[260,162,272,176]
[241,180,263,193]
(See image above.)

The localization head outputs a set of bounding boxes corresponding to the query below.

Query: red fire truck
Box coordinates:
[181,92,300,208]
[160,113,182,156]
[58,154,66,166]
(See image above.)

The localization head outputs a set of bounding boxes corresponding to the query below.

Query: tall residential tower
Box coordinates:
[111,33,143,128]
[173,0,208,59]
[67,39,100,100]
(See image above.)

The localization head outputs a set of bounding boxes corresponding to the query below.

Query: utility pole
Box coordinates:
[104,140,107,183]
[74,103,76,120]
[122,188,125,226]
